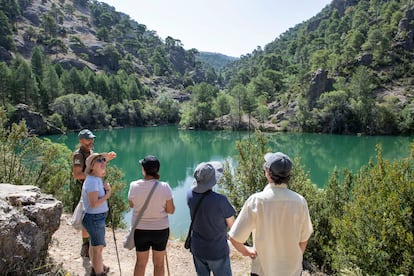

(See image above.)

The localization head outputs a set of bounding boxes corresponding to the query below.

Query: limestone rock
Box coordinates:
[308,69,334,109]
[0,184,62,275]
[12,103,64,135]
[395,9,414,51]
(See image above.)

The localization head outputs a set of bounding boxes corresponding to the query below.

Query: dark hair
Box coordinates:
[143,167,160,179]
[270,172,291,185]
[140,155,160,179]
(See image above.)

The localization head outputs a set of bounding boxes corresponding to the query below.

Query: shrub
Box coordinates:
[220,130,268,211]
[332,146,413,274]
[0,107,73,210]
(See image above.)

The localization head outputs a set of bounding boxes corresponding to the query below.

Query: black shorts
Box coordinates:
[134,228,170,252]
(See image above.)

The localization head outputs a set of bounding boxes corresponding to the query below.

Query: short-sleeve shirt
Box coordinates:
[82,175,108,214]
[73,147,92,185]
[228,183,313,276]
[128,179,173,230]
[187,190,236,260]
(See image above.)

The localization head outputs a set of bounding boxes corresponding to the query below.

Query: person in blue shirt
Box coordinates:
[186,161,236,276]
[81,152,111,276]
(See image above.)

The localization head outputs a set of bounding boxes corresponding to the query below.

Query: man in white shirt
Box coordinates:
[228,152,313,276]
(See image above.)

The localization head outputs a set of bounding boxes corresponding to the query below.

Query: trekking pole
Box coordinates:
[108,200,122,275]
[165,250,171,276]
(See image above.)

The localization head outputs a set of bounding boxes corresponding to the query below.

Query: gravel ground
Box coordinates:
[48,214,251,275]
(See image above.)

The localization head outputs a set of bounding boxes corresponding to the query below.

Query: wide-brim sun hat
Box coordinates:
[192,161,223,193]
[85,152,108,174]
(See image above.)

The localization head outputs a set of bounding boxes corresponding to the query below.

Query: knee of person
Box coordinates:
[92,245,104,252]
[153,262,164,269]
[137,261,147,267]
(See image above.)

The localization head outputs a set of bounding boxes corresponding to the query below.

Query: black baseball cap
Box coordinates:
[139,155,160,173]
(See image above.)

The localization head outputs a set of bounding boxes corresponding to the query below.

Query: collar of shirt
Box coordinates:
[265,183,288,190]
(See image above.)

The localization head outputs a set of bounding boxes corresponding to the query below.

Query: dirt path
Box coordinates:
[48,214,250,275]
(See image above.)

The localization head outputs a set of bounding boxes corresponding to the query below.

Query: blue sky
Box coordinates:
[100,0,332,57]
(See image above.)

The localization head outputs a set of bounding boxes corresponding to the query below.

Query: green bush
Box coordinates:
[332,146,413,274]
[104,165,128,228]
[220,130,268,211]
[47,113,66,131]
[0,107,73,210]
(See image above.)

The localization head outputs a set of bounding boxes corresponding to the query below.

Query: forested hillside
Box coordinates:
[196,52,238,72]
[0,0,413,135]
[0,0,220,132]
[220,0,414,135]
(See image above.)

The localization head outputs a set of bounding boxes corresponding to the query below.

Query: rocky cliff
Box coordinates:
[0,184,62,275]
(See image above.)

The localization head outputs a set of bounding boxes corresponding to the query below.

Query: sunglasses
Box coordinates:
[96,157,106,163]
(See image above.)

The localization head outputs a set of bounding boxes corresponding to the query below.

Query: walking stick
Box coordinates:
[165,250,171,276]
[108,200,122,275]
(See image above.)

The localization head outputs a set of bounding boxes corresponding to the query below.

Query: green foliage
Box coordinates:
[196,52,238,72]
[221,0,414,134]
[109,99,144,126]
[242,84,257,130]
[220,130,269,211]
[50,92,111,129]
[150,47,172,76]
[11,57,40,108]
[0,10,15,51]
[41,13,58,38]
[154,91,180,124]
[0,0,221,132]
[0,62,11,106]
[399,101,414,134]
[179,83,219,129]
[332,146,414,274]
[306,145,414,274]
[0,106,73,208]
[316,89,354,133]
[213,90,232,119]
[0,0,20,26]
[104,165,128,228]
[229,84,247,129]
[48,112,65,131]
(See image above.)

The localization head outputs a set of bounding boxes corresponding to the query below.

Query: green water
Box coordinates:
[47,126,413,237]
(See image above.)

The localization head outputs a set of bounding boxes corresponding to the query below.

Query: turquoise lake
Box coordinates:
[46,126,413,238]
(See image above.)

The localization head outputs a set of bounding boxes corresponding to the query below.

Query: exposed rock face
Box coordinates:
[0,184,63,275]
[308,69,334,109]
[54,57,93,71]
[12,104,64,135]
[356,53,373,66]
[330,0,359,17]
[0,46,13,63]
[395,8,414,51]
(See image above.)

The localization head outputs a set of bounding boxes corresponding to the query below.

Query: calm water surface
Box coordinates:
[47,126,413,237]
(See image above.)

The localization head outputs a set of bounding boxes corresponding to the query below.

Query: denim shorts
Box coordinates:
[82,212,107,246]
